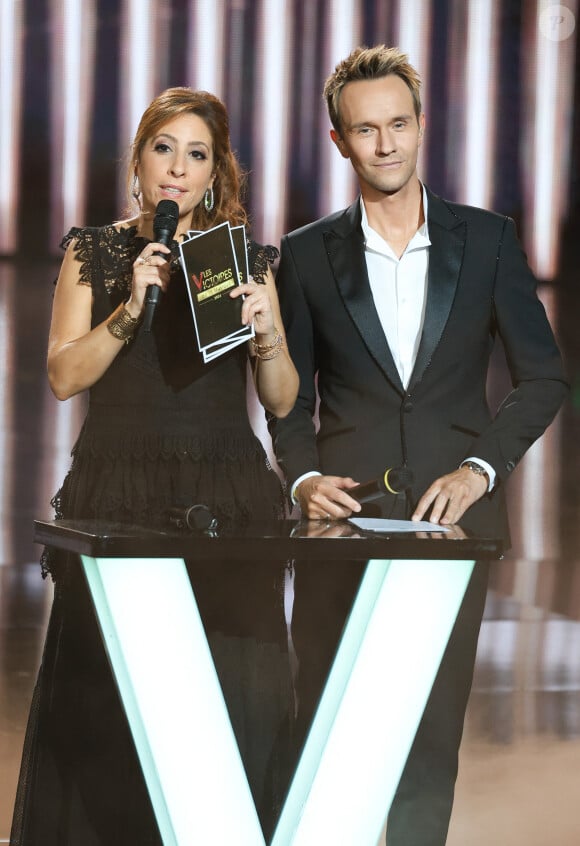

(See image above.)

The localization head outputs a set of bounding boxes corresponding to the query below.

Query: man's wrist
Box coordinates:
[291,471,321,505]
[461,458,495,492]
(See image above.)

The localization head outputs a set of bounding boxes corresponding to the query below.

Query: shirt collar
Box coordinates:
[361,183,430,256]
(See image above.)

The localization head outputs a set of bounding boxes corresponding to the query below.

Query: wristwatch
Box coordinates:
[462,460,489,483]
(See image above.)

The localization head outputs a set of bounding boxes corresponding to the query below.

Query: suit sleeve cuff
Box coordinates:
[461,457,496,492]
[291,471,322,505]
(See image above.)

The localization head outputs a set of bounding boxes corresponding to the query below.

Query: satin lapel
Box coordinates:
[408,193,466,391]
[323,203,404,394]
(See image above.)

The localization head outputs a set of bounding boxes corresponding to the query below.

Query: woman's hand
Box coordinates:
[126,243,172,317]
[229,277,276,338]
[229,266,298,418]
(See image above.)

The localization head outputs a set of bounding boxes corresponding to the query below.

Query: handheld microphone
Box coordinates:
[142,199,179,332]
[351,466,414,503]
[167,504,217,532]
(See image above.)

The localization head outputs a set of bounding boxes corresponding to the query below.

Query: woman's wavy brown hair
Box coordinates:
[127,87,248,229]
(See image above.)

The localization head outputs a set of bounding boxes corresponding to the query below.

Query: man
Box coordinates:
[270,46,568,844]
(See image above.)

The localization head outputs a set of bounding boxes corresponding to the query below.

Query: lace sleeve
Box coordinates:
[58,225,136,297]
[59,227,95,287]
[248,241,279,285]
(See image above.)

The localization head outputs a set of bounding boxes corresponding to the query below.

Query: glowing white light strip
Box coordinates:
[83,555,265,844]
[188,0,224,95]
[51,0,96,246]
[119,0,159,211]
[532,9,557,266]
[396,0,432,88]
[0,0,23,252]
[253,0,293,244]
[61,0,88,224]
[273,558,475,844]
[530,1,576,278]
[0,267,15,564]
[320,0,361,216]
[246,1,292,447]
[462,0,498,207]
[396,0,432,180]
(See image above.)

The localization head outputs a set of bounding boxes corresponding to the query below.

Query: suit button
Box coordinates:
[506,460,515,472]
[403,400,413,413]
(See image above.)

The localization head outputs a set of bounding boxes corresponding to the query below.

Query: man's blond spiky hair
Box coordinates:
[323,45,422,132]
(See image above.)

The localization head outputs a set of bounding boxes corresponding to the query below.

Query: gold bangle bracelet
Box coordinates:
[255,342,283,360]
[106,303,141,344]
[251,328,281,351]
[251,330,284,360]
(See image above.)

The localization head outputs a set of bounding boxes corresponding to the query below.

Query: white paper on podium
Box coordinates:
[348,517,450,533]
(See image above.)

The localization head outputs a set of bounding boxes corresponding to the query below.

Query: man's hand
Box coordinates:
[411,466,488,525]
[295,475,362,520]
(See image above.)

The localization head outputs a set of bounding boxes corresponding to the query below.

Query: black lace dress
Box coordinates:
[11,225,293,845]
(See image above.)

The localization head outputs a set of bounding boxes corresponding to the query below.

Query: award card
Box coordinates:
[180,222,253,362]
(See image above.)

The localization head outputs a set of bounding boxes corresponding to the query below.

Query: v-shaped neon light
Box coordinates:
[82,554,474,844]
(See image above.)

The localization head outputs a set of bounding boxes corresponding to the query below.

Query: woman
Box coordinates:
[11,88,298,845]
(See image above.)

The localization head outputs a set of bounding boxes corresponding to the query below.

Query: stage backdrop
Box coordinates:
[1,0,578,272]
[0,0,578,568]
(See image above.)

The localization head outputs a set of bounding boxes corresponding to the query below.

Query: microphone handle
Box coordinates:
[142,247,169,332]
[351,467,413,503]
[142,200,179,331]
[351,477,388,503]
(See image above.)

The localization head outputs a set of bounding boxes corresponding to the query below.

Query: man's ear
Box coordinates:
[418,113,425,145]
[330,128,350,159]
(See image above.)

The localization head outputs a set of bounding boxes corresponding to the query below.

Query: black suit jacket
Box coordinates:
[270,189,568,543]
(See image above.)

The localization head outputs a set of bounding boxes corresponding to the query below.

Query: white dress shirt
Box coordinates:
[361,189,430,389]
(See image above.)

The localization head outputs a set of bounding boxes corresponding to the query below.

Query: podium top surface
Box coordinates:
[34,519,503,561]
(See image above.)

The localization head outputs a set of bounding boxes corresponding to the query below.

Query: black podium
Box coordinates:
[34,518,501,846]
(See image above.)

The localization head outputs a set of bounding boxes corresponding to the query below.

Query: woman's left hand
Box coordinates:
[230,278,276,337]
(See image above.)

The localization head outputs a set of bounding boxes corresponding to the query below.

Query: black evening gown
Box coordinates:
[10,225,293,845]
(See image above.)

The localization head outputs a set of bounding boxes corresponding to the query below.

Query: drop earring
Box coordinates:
[131,174,141,202]
[204,185,214,212]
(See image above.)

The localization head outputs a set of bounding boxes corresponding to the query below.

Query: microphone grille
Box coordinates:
[154,199,179,226]
[154,199,179,218]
